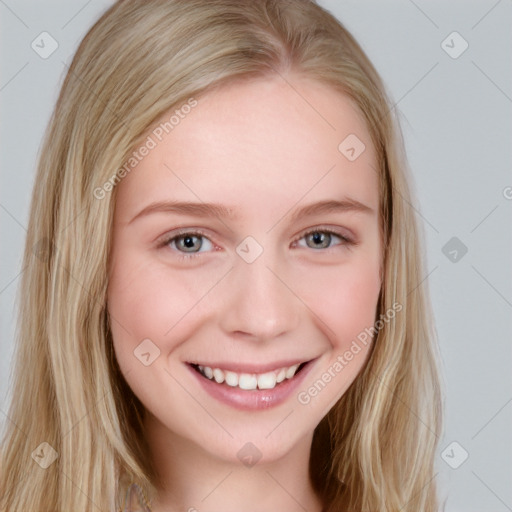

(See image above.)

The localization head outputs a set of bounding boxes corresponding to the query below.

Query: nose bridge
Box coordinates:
[218,247,300,340]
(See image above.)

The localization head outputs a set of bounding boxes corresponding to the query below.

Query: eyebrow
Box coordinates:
[287,198,374,224]
[129,201,237,224]
[129,198,374,225]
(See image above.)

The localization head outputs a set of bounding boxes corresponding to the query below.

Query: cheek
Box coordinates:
[292,253,381,409]
[107,255,202,364]
[297,251,381,349]
[106,256,215,420]
[331,269,380,343]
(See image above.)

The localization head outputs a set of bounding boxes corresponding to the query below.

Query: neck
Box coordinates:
[144,413,323,512]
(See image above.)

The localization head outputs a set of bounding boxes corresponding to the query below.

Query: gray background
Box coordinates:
[1,1,511,510]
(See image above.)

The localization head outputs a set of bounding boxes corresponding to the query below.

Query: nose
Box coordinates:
[217,251,301,342]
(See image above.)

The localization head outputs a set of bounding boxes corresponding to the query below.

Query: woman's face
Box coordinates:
[107,75,381,464]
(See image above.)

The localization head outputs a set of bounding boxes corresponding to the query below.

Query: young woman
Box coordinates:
[0,1,442,511]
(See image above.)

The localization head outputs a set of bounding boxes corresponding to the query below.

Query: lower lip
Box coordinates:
[187,361,315,411]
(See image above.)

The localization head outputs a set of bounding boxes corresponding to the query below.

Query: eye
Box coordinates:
[159,230,214,257]
[294,228,353,250]
[157,226,354,260]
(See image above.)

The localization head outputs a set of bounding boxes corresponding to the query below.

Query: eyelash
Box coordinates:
[157,227,355,261]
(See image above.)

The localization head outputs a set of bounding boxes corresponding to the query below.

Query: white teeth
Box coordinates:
[238,373,258,390]
[224,371,238,387]
[285,364,299,379]
[257,372,277,390]
[195,362,304,390]
[213,368,224,383]
[276,368,286,383]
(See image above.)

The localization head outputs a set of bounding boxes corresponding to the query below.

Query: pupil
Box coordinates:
[181,235,200,251]
[309,231,330,249]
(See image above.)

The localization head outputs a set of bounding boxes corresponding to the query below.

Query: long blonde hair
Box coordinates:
[0,1,442,510]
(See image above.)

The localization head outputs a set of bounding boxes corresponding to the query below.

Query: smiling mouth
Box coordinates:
[189,362,309,391]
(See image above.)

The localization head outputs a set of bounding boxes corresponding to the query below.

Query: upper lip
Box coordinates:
[186,358,313,374]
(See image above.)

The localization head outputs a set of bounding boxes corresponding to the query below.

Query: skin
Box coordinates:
[107,74,382,512]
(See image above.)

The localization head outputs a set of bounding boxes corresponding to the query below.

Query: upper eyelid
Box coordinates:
[159,229,214,248]
[294,226,351,240]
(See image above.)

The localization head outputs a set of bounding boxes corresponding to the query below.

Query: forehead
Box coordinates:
[114,74,379,221]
